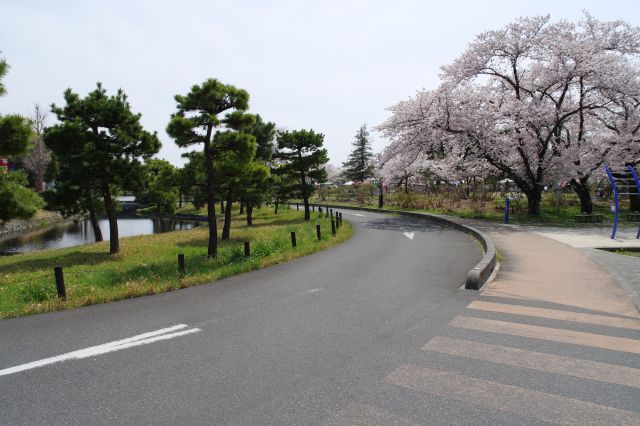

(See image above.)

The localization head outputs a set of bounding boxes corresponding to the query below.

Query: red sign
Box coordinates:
[0,159,7,173]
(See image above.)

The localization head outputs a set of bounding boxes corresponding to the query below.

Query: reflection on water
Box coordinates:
[0,217,199,255]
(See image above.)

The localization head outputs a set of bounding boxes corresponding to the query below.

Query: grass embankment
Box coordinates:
[0,207,351,319]
[305,195,626,227]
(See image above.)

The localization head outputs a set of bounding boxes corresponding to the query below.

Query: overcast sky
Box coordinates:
[1,0,639,167]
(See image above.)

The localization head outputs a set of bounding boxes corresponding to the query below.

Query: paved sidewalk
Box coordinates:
[525,224,640,249]
[486,229,638,317]
[458,219,640,318]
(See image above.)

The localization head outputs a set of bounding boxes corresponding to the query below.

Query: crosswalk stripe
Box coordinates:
[422,336,640,388]
[386,364,640,425]
[323,403,419,426]
[450,316,640,354]
[467,300,640,330]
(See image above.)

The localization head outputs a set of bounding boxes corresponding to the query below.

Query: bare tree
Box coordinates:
[23,103,51,192]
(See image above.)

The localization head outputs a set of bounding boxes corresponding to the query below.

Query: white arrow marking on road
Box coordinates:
[403,232,415,240]
[0,324,201,377]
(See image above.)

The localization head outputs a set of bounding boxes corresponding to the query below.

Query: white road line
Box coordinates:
[466,300,640,330]
[348,213,365,217]
[308,288,321,293]
[449,316,640,354]
[403,231,415,240]
[422,336,640,388]
[386,364,640,425]
[0,324,201,377]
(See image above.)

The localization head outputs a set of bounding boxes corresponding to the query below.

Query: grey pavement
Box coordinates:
[582,248,640,313]
[1,210,639,425]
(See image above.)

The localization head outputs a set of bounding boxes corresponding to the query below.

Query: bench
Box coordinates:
[574,214,603,223]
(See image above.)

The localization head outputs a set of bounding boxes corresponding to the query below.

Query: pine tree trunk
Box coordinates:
[240,201,244,215]
[222,190,233,240]
[570,177,593,214]
[87,197,103,242]
[246,203,253,226]
[274,194,279,214]
[204,128,217,257]
[102,185,120,254]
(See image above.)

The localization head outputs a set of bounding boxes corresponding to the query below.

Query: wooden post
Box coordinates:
[54,266,66,300]
[331,219,336,235]
[291,231,297,248]
[178,253,186,276]
[244,241,251,258]
[316,224,321,240]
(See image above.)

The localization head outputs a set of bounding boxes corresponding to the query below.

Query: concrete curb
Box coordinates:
[292,203,497,290]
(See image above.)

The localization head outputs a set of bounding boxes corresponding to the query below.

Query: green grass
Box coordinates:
[605,249,640,258]
[0,206,352,319]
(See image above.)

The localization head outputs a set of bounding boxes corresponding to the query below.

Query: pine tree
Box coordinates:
[167,79,250,257]
[274,130,328,220]
[342,124,374,182]
[46,83,160,254]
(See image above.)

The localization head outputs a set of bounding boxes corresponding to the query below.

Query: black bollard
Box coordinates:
[244,241,251,258]
[178,253,186,276]
[291,231,297,248]
[331,219,336,235]
[54,266,66,300]
[316,224,321,240]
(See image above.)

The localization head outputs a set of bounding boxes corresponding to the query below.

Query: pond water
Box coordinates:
[0,217,200,255]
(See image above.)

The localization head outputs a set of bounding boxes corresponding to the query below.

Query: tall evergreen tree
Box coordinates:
[167,79,250,257]
[274,130,328,220]
[342,124,374,182]
[46,83,160,254]
[136,159,178,221]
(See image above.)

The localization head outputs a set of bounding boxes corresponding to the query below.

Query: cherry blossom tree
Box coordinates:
[379,14,640,214]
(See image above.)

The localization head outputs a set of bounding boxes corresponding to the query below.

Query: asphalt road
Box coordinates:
[1,210,638,425]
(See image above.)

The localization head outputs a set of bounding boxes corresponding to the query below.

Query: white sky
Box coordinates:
[1,0,639,167]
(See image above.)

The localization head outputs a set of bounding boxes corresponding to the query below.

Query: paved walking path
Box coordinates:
[516,223,640,312]
[484,227,638,317]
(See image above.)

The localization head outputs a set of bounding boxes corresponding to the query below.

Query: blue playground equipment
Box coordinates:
[604,165,640,240]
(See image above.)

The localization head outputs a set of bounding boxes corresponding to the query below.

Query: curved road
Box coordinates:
[2,210,638,424]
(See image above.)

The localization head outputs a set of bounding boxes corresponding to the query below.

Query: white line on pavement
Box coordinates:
[0,324,201,377]
[403,232,415,240]
[348,213,365,217]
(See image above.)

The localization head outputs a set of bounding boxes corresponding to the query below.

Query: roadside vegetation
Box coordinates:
[0,207,351,319]
[604,249,640,258]
[309,185,631,227]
